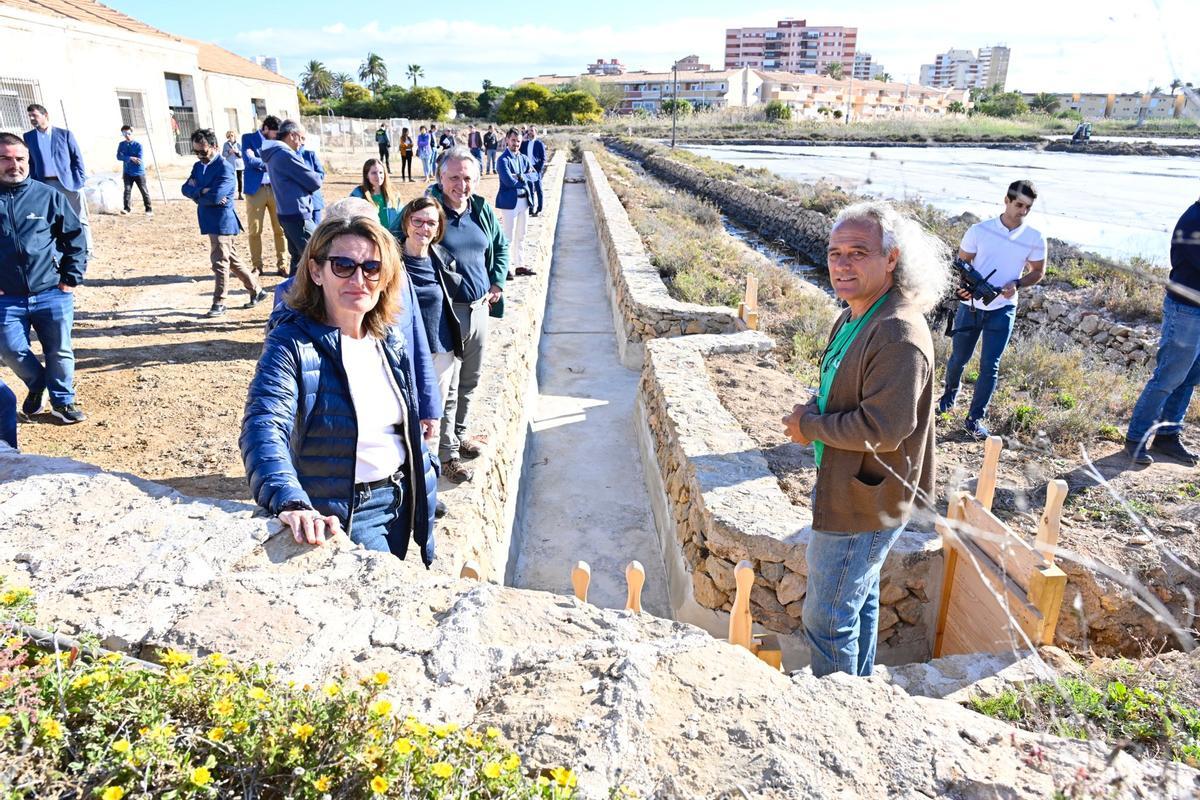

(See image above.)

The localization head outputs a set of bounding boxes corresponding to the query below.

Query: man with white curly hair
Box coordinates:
[783,200,950,679]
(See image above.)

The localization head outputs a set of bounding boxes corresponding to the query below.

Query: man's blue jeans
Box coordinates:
[279,215,316,276]
[348,475,410,556]
[0,287,76,406]
[1128,295,1200,445]
[939,304,1016,422]
[803,523,905,677]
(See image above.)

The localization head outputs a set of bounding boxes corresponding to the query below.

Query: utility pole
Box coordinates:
[671,64,678,149]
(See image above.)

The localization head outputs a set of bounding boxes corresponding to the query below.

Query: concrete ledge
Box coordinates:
[435,151,567,581]
[582,150,743,369]
[637,332,943,668]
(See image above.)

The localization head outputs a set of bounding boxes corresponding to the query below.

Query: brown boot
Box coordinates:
[441,458,474,484]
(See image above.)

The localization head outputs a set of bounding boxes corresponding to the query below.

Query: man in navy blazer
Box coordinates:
[183,129,265,318]
[240,116,287,276]
[24,104,91,254]
[519,126,546,217]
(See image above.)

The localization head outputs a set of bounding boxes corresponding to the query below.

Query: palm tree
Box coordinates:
[1028,92,1061,114]
[358,53,388,94]
[821,62,845,81]
[874,72,893,83]
[300,60,333,100]
[406,64,424,89]
[330,72,353,99]
[947,100,966,115]
[1169,79,1183,96]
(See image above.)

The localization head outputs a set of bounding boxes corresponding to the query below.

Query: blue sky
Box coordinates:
[108,0,1199,94]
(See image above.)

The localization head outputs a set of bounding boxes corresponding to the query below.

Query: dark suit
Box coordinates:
[519,139,546,214]
[23,126,91,252]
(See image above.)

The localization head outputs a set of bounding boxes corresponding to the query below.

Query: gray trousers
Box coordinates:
[45,177,92,254]
[208,234,259,304]
[439,300,489,462]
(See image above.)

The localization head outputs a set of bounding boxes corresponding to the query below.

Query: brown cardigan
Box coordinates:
[798,291,936,533]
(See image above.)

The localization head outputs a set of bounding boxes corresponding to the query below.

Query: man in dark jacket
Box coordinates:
[375,124,391,172]
[427,147,508,483]
[519,126,546,216]
[261,120,323,275]
[241,116,287,276]
[183,129,265,318]
[116,125,152,216]
[23,104,91,254]
[0,132,88,425]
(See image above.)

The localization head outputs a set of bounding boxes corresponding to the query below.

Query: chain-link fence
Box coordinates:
[301,114,459,173]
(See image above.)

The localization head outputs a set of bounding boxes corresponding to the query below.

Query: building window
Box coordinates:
[251,98,267,122]
[0,76,42,133]
[116,91,147,130]
[225,107,239,134]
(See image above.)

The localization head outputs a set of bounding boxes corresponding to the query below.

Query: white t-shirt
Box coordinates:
[340,334,407,483]
[959,216,1047,311]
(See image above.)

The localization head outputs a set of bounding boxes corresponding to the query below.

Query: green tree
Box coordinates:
[764,100,792,121]
[542,91,603,124]
[875,72,893,83]
[821,62,845,81]
[358,52,388,94]
[563,77,623,114]
[329,72,353,99]
[496,84,553,123]
[481,79,493,92]
[300,60,334,100]
[406,64,424,88]
[976,91,1029,118]
[660,98,692,117]
[1028,92,1061,114]
[477,85,508,119]
[453,91,480,119]
[947,100,966,115]
[403,86,451,120]
[341,82,371,104]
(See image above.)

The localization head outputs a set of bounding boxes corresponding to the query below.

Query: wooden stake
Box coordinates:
[571,561,591,603]
[728,560,755,651]
[625,561,645,612]
[459,561,481,581]
[737,273,761,330]
[976,435,1003,511]
[1035,479,1069,563]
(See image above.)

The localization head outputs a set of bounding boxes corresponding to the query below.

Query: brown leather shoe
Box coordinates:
[442,458,474,483]
[459,434,488,460]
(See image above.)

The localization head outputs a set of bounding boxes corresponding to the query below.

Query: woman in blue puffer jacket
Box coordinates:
[240,214,437,566]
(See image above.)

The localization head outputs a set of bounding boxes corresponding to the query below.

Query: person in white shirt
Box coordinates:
[938,179,1047,440]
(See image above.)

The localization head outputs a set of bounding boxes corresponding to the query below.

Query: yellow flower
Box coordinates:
[190,766,212,786]
[537,776,550,787]
[393,737,414,755]
[101,653,122,664]
[464,734,482,748]
[0,714,13,729]
[213,697,234,716]
[502,754,521,772]
[101,787,125,800]
[40,718,64,740]
[550,767,578,788]
[207,727,225,742]
[160,650,192,668]
[207,653,229,668]
[218,671,238,685]
[288,745,302,761]
[1,588,30,605]
[248,686,268,702]
[111,739,131,753]
[405,719,430,737]
[313,775,332,792]
[368,699,393,717]
[366,726,383,742]
[70,675,93,690]
[231,721,249,734]
[322,681,341,698]
[362,744,383,762]
[148,724,175,740]
[168,671,191,686]
[432,723,457,738]
[370,775,389,794]
[482,762,502,779]
[291,723,315,742]
[486,726,501,739]
[373,671,390,687]
[91,669,111,684]
[423,745,438,758]
[5,636,23,649]
[430,762,453,780]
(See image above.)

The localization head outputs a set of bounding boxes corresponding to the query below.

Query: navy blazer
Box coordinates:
[23,127,87,192]
[495,149,532,211]
[181,157,242,236]
[520,139,546,175]
[240,130,270,196]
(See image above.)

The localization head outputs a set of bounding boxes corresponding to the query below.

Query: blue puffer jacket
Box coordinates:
[240,307,437,566]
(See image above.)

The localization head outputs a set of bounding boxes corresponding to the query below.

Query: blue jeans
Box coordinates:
[279,215,315,276]
[802,523,905,677]
[939,304,1016,422]
[0,287,76,406]
[349,476,410,555]
[485,148,498,174]
[470,147,483,168]
[0,379,16,448]
[418,148,435,179]
[1128,295,1200,444]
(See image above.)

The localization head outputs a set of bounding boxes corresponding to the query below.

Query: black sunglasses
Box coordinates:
[326,256,382,281]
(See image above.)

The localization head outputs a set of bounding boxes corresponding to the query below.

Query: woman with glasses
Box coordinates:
[241,214,438,565]
[349,158,399,229]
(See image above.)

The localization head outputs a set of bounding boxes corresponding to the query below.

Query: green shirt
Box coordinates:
[814,292,890,468]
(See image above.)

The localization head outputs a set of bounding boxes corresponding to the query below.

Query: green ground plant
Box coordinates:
[0,579,604,800]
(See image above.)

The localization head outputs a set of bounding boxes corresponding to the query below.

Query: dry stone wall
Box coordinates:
[582,150,743,369]
[1020,287,1160,369]
[636,332,943,667]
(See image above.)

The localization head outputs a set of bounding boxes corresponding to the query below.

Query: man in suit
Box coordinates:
[182,129,265,318]
[240,116,287,276]
[520,126,546,217]
[23,104,91,254]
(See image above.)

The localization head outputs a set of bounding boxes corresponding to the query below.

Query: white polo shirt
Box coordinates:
[959,216,1047,311]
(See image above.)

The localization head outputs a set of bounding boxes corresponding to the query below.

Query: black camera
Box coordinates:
[951,258,1003,306]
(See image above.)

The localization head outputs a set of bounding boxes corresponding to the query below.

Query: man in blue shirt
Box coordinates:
[241,116,287,276]
[116,125,152,217]
[0,132,88,425]
[23,104,91,255]
[1125,199,1200,467]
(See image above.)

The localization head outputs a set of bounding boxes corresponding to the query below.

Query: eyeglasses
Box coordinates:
[409,218,439,229]
[326,256,382,281]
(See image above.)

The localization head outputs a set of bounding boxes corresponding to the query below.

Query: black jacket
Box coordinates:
[0,178,87,295]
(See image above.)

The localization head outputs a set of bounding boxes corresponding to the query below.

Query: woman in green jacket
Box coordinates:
[349,158,399,229]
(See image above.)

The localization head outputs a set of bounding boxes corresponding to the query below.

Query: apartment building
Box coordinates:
[853,52,886,81]
[1021,91,1194,120]
[673,55,711,72]
[724,18,856,75]
[760,72,968,119]
[919,46,1010,90]
[519,68,764,114]
[586,58,625,76]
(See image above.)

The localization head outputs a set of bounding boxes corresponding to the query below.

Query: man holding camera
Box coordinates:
[938,179,1046,440]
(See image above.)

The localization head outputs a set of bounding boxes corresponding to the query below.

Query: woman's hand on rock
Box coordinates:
[278,509,344,546]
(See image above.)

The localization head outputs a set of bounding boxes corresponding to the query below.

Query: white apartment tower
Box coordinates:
[919,46,1010,90]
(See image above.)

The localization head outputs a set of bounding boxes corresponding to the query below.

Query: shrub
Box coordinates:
[659,99,692,117]
[764,101,792,122]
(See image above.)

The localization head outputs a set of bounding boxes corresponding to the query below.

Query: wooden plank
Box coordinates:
[975,436,1004,511]
[728,560,755,651]
[957,497,1047,593]
[938,536,1045,656]
[1028,564,1068,645]
[1035,479,1069,563]
[932,494,965,658]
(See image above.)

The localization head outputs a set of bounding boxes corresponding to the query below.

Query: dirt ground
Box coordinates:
[2,168,503,501]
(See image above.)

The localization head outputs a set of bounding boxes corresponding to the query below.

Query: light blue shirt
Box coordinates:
[34,128,55,179]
